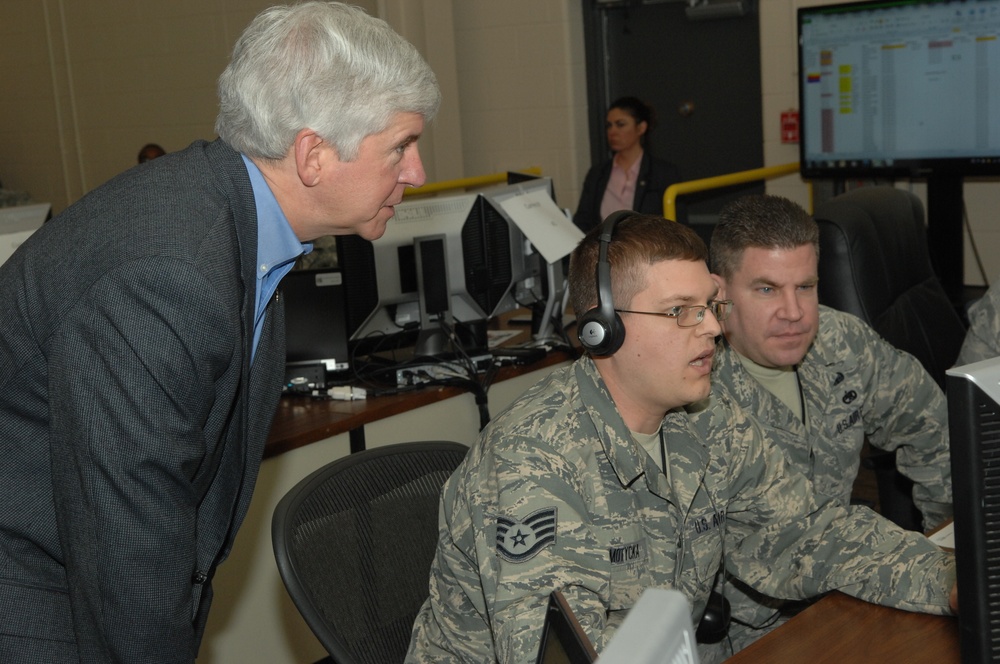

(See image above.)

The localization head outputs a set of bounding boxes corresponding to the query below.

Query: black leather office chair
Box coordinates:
[272,441,468,664]
[813,186,966,531]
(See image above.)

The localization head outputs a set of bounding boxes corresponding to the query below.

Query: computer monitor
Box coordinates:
[336,178,558,355]
[797,0,1000,180]
[946,356,1000,664]
[481,178,575,342]
[536,591,598,664]
[412,233,454,356]
[283,268,350,387]
[797,0,1000,298]
[535,588,699,664]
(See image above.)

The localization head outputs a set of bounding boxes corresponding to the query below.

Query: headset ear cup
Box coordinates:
[601,309,625,356]
[577,308,607,353]
[579,209,633,357]
[577,308,625,356]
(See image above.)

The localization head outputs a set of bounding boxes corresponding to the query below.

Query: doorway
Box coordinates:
[582,0,763,228]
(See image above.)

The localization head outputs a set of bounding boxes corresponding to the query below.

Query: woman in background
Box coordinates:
[573,96,681,232]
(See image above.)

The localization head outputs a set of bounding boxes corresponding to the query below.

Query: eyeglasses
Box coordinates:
[615,299,733,328]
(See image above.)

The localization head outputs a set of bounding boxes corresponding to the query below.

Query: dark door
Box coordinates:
[582,1,763,226]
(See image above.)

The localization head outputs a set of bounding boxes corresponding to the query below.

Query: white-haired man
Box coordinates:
[0,3,439,661]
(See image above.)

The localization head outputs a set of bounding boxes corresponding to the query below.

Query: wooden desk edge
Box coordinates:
[726,591,959,662]
[726,521,958,662]
[264,349,576,458]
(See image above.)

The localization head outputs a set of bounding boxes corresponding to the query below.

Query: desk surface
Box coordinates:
[726,591,959,663]
[265,347,574,458]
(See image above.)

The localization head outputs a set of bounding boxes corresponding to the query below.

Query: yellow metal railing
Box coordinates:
[663,162,800,221]
[404,167,543,198]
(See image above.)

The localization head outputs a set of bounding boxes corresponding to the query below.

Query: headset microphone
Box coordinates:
[696,589,731,644]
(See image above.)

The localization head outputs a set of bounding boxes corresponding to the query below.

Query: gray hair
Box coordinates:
[710,194,819,281]
[216,1,440,161]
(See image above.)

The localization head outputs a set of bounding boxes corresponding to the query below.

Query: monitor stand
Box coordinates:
[926,175,964,307]
[414,233,456,358]
[530,259,569,343]
[414,324,451,357]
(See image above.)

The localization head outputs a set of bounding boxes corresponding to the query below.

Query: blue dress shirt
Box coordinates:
[241,154,311,361]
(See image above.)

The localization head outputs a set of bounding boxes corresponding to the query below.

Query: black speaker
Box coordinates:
[577,211,632,356]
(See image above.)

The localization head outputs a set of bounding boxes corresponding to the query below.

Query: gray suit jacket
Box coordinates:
[0,139,285,662]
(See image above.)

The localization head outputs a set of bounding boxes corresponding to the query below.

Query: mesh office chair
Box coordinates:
[272,441,469,664]
[813,186,966,530]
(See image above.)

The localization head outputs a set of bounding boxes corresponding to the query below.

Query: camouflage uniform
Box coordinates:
[958,280,1000,366]
[706,305,952,659]
[714,306,952,529]
[406,356,955,664]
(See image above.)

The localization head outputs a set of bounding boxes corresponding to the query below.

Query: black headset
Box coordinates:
[577,210,634,356]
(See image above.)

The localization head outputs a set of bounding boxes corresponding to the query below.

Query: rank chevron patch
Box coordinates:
[496,507,557,563]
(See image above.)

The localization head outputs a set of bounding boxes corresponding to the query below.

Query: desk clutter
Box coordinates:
[283,309,572,401]
[281,297,574,435]
[281,262,574,401]
[282,173,581,408]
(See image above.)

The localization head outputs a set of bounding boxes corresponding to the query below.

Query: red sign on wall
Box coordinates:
[781,110,799,144]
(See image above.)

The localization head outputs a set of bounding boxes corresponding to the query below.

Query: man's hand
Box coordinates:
[950,582,959,614]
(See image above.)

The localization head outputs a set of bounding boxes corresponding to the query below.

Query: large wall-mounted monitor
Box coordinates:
[797,0,1000,180]
[797,0,1000,302]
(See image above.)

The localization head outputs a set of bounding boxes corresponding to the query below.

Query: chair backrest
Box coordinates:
[813,186,967,389]
[272,441,469,664]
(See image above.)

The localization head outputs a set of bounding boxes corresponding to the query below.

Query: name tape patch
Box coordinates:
[609,540,647,566]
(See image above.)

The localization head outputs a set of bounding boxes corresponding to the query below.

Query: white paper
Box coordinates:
[487,329,523,349]
[928,521,954,549]
[496,189,584,264]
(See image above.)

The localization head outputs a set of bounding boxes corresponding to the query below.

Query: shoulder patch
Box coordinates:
[496,507,557,563]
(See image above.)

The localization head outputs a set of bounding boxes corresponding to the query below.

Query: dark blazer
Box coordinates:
[0,139,285,662]
[572,151,681,232]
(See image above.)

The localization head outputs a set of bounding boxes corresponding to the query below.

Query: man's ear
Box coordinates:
[293,128,328,187]
[711,273,728,298]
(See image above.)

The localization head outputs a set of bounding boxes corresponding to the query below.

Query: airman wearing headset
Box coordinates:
[407,211,956,664]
